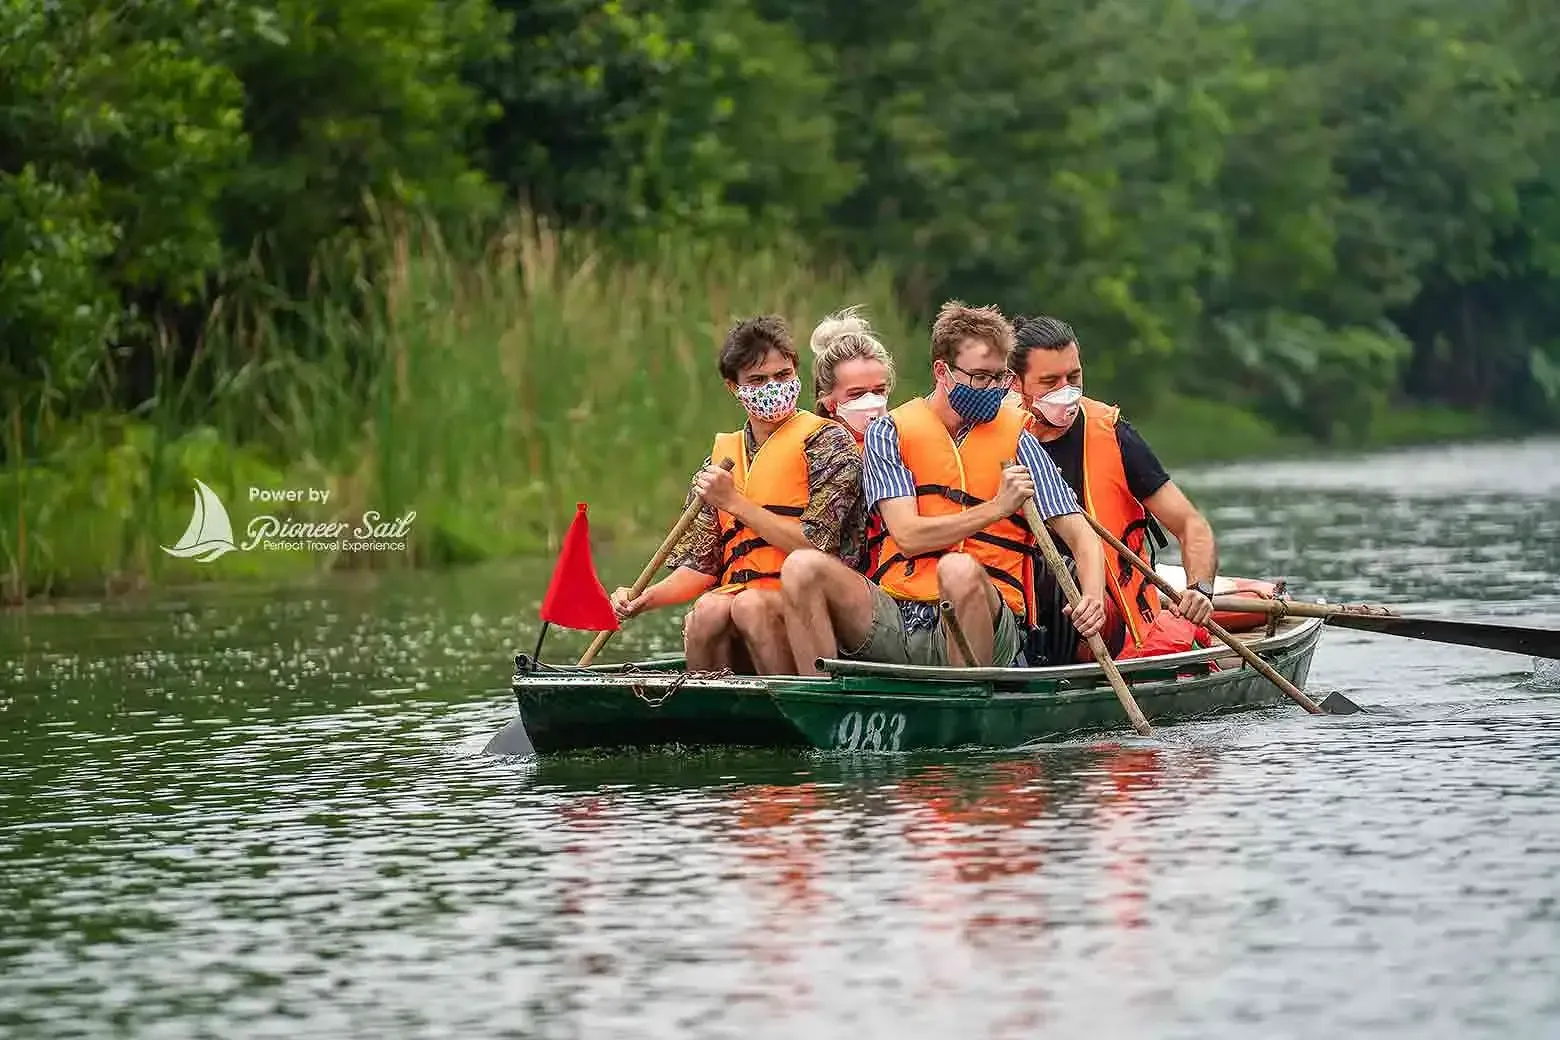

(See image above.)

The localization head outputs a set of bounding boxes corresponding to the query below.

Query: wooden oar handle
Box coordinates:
[1006,462,1153,737]
[577,457,736,667]
[1079,513,1322,715]
[1210,595,1396,620]
[939,600,978,666]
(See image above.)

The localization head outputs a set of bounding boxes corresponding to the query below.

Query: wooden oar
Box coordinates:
[940,600,978,666]
[1078,513,1363,716]
[577,457,737,667]
[1011,476,1153,737]
[1211,595,1560,660]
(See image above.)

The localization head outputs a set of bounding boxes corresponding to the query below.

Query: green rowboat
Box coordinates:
[487,605,1327,757]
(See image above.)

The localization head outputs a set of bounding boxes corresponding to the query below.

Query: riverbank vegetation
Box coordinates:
[4,0,1559,600]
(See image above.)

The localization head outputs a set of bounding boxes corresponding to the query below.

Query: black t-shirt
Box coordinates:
[1037,417,1171,505]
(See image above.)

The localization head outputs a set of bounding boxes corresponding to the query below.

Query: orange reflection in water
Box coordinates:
[731,782,829,916]
[1088,743,1164,932]
[726,780,833,1009]
[543,746,1208,1032]
[556,795,612,919]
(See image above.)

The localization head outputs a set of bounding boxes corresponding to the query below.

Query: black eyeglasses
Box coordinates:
[948,363,1013,390]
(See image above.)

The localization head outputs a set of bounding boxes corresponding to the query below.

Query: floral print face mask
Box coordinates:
[734,376,801,422]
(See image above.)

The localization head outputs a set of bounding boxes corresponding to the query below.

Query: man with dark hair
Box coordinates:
[778,301,1108,673]
[1008,314,1218,659]
[610,315,864,674]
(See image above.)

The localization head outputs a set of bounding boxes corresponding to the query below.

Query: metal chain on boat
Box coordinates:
[616,663,735,709]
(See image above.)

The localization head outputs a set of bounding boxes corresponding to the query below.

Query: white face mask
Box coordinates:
[1033,384,1083,428]
[836,392,888,433]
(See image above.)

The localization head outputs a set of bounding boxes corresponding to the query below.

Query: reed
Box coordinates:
[3,209,921,599]
[333,209,919,556]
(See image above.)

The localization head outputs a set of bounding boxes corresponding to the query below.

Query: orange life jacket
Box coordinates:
[868,397,1034,621]
[862,513,887,577]
[1076,396,1160,649]
[710,410,833,593]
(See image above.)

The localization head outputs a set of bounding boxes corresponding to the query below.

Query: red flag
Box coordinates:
[539,503,620,631]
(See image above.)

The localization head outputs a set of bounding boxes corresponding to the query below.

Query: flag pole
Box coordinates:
[531,622,551,666]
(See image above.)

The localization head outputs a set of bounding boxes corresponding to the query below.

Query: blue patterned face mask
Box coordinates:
[947,381,1008,424]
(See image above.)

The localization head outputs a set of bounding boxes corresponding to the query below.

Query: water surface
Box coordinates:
[4,436,1559,1039]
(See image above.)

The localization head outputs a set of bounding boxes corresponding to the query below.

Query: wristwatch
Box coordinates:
[1190,579,1215,600]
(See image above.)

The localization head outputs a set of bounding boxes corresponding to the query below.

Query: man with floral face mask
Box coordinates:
[609,315,863,675]
[776,301,1109,673]
[1009,314,1220,661]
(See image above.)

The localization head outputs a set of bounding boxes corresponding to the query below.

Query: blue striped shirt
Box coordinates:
[862,404,1081,632]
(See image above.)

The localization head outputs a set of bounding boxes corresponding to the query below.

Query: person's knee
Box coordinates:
[936,552,986,599]
[780,549,832,600]
[685,593,734,638]
[729,589,779,633]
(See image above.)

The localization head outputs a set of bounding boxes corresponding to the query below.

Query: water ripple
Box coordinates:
[2,439,1559,1039]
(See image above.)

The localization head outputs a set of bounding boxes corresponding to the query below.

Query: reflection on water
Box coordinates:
[2,437,1560,1039]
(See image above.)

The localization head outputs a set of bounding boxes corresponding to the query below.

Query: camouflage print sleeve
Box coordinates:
[799,424,865,559]
[664,456,721,576]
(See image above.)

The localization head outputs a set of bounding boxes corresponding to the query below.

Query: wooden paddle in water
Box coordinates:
[1009,469,1153,736]
[1210,595,1560,661]
[1079,512,1362,716]
[577,457,737,667]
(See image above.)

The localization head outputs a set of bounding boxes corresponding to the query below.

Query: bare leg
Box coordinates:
[779,549,879,677]
[937,552,1000,666]
[684,593,739,671]
[729,588,795,674]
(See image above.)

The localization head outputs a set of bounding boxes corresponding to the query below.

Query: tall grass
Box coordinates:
[1,210,921,600]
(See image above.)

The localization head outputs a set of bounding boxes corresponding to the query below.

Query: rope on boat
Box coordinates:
[617,663,736,708]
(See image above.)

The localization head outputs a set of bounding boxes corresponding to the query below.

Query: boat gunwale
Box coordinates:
[517,617,1322,692]
[510,616,1324,699]
[813,614,1322,683]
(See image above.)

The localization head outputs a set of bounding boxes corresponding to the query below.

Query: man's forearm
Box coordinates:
[1048,512,1106,602]
[1176,513,1219,586]
[888,499,1007,558]
[643,566,717,609]
[726,498,812,553]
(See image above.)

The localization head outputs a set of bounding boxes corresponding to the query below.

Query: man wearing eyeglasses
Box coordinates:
[778,300,1108,673]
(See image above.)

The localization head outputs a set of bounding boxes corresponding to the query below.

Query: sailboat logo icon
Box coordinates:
[162,479,241,562]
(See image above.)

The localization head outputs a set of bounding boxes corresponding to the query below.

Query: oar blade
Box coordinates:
[1326,613,1560,660]
[483,716,537,758]
[1318,690,1365,715]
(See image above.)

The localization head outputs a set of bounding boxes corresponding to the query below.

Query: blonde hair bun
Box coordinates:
[809,305,897,398]
[810,305,873,356]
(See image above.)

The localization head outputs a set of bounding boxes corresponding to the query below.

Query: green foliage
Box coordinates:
[8,0,1560,599]
[0,0,247,427]
[215,0,503,281]
[470,0,851,236]
[2,214,914,598]
[1205,312,1413,443]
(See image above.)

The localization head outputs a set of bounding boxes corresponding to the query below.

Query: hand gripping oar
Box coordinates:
[1079,512,1362,716]
[1008,470,1153,737]
[1210,595,1560,661]
[576,457,737,667]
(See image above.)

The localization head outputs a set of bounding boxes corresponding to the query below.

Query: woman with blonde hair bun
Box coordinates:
[810,305,896,443]
[804,306,896,577]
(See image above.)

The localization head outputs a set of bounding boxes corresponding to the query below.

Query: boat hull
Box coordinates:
[502,615,1325,755]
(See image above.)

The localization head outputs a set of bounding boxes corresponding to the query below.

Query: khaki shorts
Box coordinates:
[840,581,1021,667]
